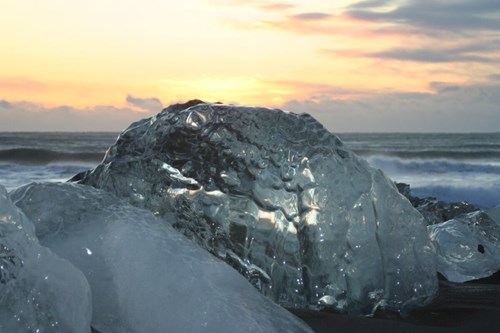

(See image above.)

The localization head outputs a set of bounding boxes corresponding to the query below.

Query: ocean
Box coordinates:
[1,132,499,209]
[337,132,500,209]
[0,132,117,190]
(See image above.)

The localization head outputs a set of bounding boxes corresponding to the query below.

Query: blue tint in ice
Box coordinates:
[429,209,500,282]
[11,182,313,333]
[0,185,91,333]
[76,101,438,315]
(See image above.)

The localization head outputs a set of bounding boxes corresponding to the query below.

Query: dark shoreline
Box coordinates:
[291,308,500,333]
[290,272,500,333]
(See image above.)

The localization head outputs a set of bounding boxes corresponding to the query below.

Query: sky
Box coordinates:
[1,0,500,132]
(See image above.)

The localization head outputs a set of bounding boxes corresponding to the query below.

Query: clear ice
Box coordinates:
[0,185,91,333]
[75,100,438,315]
[11,182,314,333]
[429,209,500,282]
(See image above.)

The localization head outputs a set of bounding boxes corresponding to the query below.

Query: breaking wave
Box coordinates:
[365,155,500,209]
[354,149,500,160]
[365,156,500,175]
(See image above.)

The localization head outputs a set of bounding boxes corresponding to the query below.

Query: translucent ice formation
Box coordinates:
[11,182,313,333]
[0,185,91,333]
[429,210,500,282]
[488,205,500,224]
[75,100,437,315]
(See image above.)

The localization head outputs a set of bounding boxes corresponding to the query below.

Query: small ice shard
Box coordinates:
[11,182,313,333]
[429,210,500,282]
[0,185,91,333]
[74,100,437,315]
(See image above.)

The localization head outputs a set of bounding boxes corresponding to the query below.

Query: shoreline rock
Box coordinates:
[396,182,480,225]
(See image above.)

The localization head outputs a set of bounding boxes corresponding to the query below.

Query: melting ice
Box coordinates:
[75,101,438,315]
[11,182,313,333]
[0,185,91,333]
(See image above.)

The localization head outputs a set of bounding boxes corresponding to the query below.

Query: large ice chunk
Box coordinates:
[0,185,91,333]
[429,210,500,282]
[11,182,313,333]
[74,100,437,315]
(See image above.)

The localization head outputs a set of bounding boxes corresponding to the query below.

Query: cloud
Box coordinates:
[324,38,500,64]
[489,73,500,81]
[210,0,295,11]
[0,98,156,132]
[370,47,497,63]
[126,95,163,112]
[0,77,47,92]
[347,0,392,9]
[0,99,11,108]
[268,80,370,99]
[289,12,332,21]
[345,0,500,33]
[259,3,295,11]
[331,1,500,68]
[282,83,500,132]
[233,1,500,38]
[429,82,462,94]
[208,0,258,6]
[217,0,500,72]
[218,1,408,39]
[251,15,388,38]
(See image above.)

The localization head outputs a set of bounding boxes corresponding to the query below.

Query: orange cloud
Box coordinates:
[209,0,295,10]
[0,77,47,92]
[241,13,408,40]
[259,3,296,11]
[0,98,153,132]
[267,79,371,100]
[320,49,367,58]
[322,38,500,64]
[0,76,136,109]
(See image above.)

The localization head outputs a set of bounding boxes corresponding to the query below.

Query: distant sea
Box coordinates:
[337,132,500,209]
[0,132,117,191]
[1,132,499,209]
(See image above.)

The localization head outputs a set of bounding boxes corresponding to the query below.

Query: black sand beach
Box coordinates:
[293,308,500,333]
[293,273,500,333]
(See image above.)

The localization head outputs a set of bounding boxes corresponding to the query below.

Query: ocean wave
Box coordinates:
[366,156,500,175]
[0,163,94,191]
[0,148,105,165]
[354,149,500,160]
[364,155,500,208]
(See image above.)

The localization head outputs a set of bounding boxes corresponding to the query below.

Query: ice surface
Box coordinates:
[428,210,500,282]
[0,185,91,333]
[11,182,313,333]
[487,205,500,224]
[75,100,437,315]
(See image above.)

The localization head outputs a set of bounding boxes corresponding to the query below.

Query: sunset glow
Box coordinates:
[2,0,500,131]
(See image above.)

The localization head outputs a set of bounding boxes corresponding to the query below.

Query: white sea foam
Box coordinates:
[365,156,500,208]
